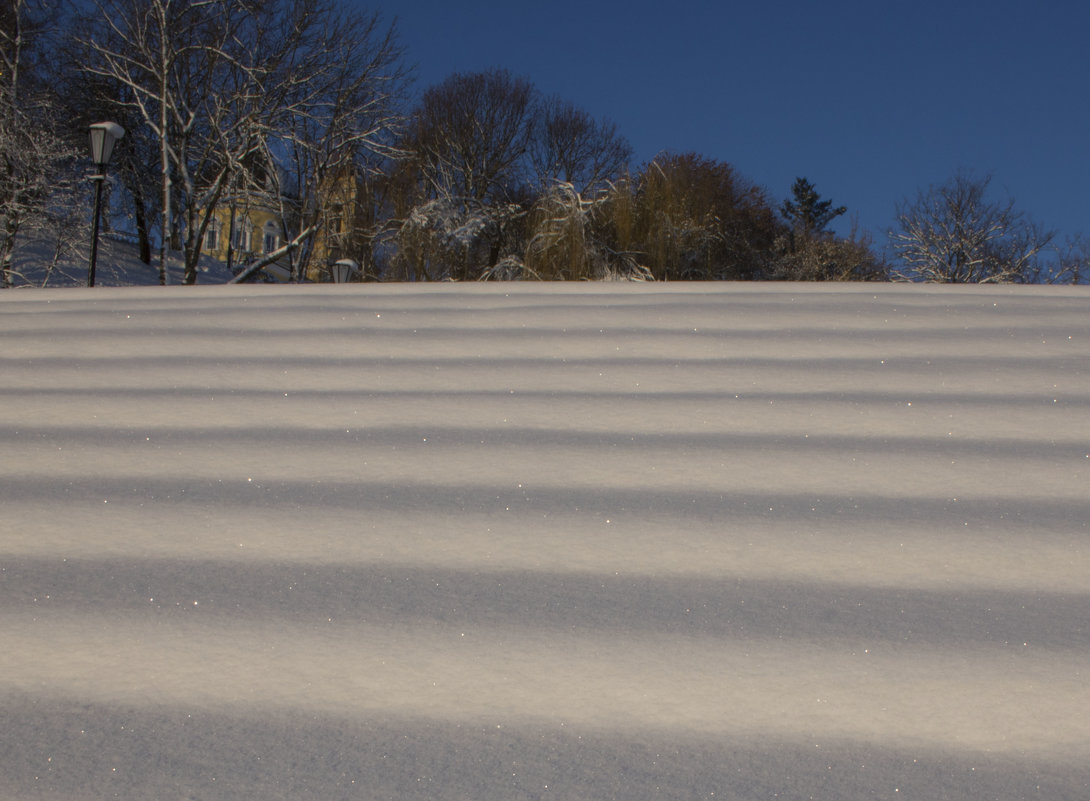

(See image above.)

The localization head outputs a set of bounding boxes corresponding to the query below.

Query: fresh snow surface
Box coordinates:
[8,233,236,288]
[2,281,1089,800]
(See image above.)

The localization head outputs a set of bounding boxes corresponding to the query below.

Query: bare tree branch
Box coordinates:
[891,171,1054,283]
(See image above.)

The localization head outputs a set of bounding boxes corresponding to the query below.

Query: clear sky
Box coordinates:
[360,0,1088,246]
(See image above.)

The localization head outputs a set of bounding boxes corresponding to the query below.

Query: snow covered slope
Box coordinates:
[2,282,1089,800]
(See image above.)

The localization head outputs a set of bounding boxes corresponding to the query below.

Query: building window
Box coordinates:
[263,221,279,254]
[233,219,252,252]
[329,203,345,236]
[204,219,219,252]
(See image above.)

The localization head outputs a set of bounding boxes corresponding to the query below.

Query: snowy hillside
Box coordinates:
[7,233,236,288]
[2,282,1089,800]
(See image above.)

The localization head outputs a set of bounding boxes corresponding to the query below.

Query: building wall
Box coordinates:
[203,172,369,282]
[202,197,287,274]
[307,170,370,282]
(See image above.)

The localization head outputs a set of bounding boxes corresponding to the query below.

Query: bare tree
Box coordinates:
[407,69,536,204]
[632,153,781,281]
[520,181,649,281]
[77,0,405,284]
[528,97,631,196]
[265,2,407,281]
[78,0,232,283]
[391,69,537,280]
[891,171,1054,283]
[392,196,524,282]
[0,0,76,287]
[523,181,594,280]
[1050,235,1090,285]
[771,220,889,281]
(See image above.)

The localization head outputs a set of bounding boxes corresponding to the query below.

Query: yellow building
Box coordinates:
[306,168,374,282]
[201,166,373,282]
[202,192,293,280]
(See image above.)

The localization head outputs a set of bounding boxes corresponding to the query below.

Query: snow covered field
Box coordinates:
[2,282,1088,800]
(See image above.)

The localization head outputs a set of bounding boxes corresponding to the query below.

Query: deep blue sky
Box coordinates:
[361,0,1088,246]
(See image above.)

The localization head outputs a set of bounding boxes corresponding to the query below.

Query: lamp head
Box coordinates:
[332,259,359,283]
[88,121,125,168]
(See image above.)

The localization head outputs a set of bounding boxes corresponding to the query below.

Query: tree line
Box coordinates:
[1,0,1085,286]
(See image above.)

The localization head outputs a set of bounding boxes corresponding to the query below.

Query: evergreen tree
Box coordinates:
[773,177,886,280]
[781,177,846,237]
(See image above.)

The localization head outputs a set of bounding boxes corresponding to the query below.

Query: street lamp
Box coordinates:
[331,258,359,283]
[86,121,125,287]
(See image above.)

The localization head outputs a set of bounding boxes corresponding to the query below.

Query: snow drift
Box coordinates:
[2,282,1088,800]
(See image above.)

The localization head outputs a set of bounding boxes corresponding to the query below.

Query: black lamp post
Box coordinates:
[87,121,125,287]
[331,258,359,283]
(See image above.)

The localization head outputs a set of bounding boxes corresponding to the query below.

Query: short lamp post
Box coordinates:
[87,121,125,287]
[331,258,359,283]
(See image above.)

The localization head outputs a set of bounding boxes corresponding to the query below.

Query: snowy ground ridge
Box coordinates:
[2,282,1088,800]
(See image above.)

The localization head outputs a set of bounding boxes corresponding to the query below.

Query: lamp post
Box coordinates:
[331,258,359,283]
[86,121,125,287]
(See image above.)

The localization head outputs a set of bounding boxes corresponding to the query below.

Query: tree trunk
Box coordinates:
[134,198,152,265]
[157,4,170,286]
